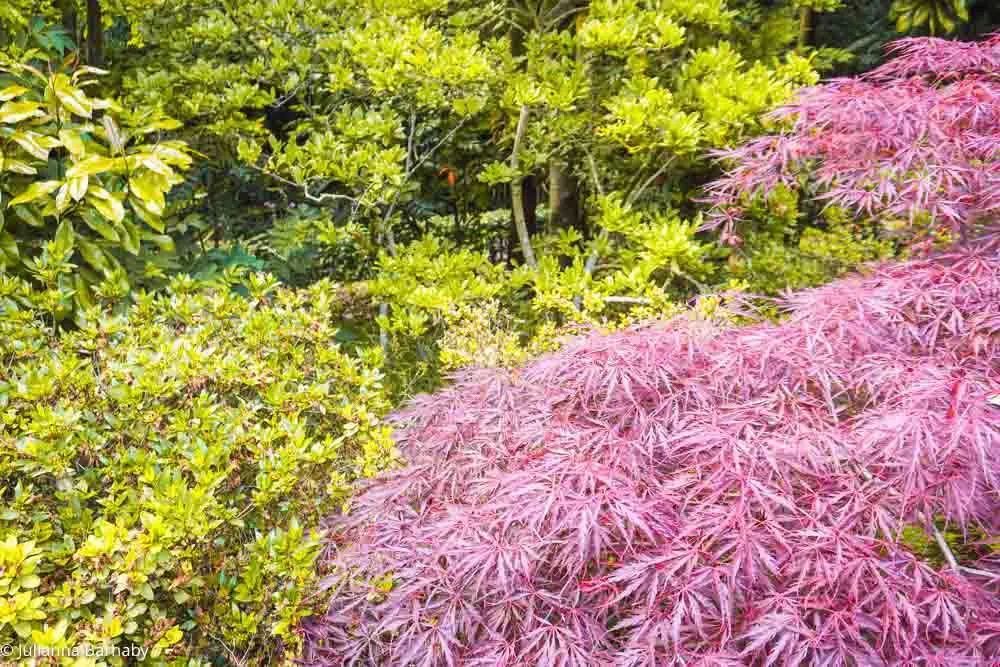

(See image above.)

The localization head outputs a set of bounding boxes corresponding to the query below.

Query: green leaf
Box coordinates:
[13,205,44,227]
[81,208,120,241]
[51,73,93,118]
[0,231,19,263]
[119,220,141,255]
[67,156,121,178]
[0,100,45,123]
[54,219,75,257]
[72,273,96,310]
[77,237,110,273]
[8,180,60,207]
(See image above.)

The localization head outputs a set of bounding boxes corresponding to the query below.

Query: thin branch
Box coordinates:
[381,112,417,258]
[543,3,588,29]
[585,151,605,198]
[572,152,609,311]
[583,151,606,276]
[250,163,358,205]
[931,523,961,571]
[627,155,674,207]
[603,296,652,305]
[855,462,996,579]
[408,118,467,180]
[377,113,418,364]
[510,104,537,268]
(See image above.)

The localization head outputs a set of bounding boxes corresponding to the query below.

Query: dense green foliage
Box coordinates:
[0,55,193,311]
[0,268,395,661]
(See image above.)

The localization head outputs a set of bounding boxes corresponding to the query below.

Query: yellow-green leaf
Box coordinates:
[87,189,126,224]
[55,183,71,213]
[51,73,93,118]
[129,171,167,215]
[69,175,89,202]
[4,160,37,175]
[0,85,28,102]
[12,131,56,160]
[8,180,60,207]
[0,100,45,123]
[54,219,74,257]
[58,129,86,156]
[67,156,121,178]
[139,154,172,176]
[151,144,193,168]
[141,232,174,252]
[131,198,165,232]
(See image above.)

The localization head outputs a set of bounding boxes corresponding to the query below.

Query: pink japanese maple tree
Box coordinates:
[303,229,1000,665]
[704,35,1000,245]
[301,37,1000,666]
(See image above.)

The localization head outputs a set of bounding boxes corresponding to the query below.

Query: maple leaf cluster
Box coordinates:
[303,228,1000,665]
[704,35,1000,244]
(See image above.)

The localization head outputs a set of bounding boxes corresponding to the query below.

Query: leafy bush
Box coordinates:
[304,231,1000,664]
[0,270,396,662]
[0,55,193,308]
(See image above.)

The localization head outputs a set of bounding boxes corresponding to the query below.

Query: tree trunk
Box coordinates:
[86,0,103,66]
[548,160,581,230]
[798,6,813,52]
[58,0,78,47]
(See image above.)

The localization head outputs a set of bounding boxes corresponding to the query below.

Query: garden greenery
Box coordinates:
[0,268,396,661]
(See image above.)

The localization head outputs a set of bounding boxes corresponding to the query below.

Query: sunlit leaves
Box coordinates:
[0,55,192,310]
[891,0,969,35]
[7,180,60,206]
[50,73,93,117]
[0,100,45,123]
[0,271,396,660]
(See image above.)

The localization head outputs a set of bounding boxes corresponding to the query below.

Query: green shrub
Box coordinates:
[0,55,194,310]
[0,270,396,663]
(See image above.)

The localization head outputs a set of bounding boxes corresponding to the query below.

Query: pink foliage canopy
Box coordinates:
[704,35,1000,243]
[303,231,1000,665]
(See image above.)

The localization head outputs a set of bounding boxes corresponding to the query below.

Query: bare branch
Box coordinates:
[510,105,538,269]
[627,155,674,207]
